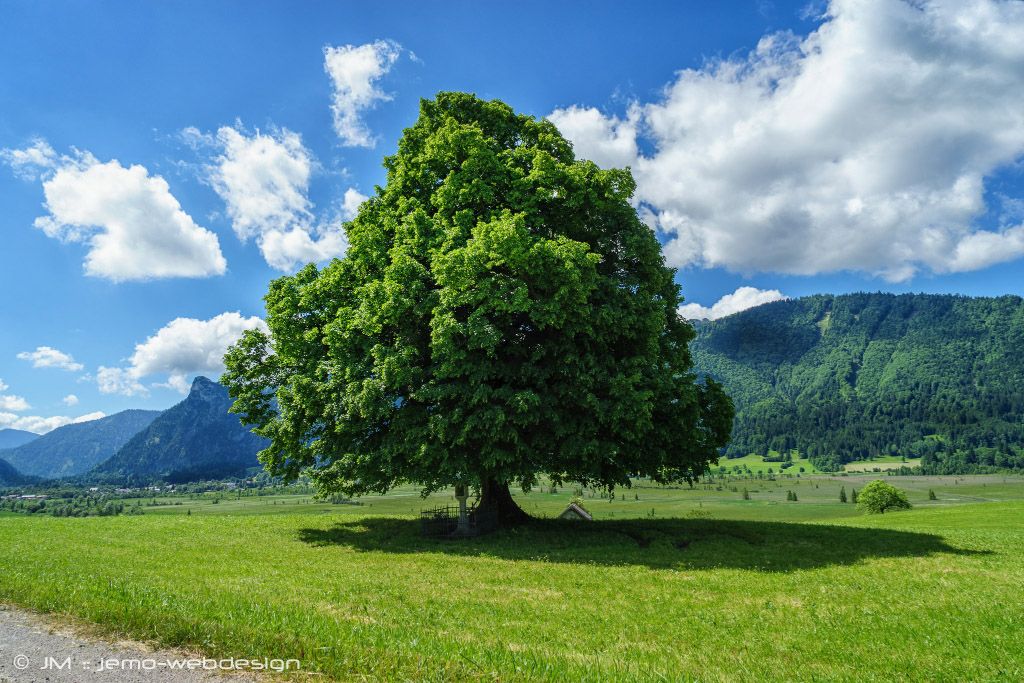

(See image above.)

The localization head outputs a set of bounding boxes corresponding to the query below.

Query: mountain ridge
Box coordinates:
[92,376,268,484]
[0,428,39,450]
[0,410,162,479]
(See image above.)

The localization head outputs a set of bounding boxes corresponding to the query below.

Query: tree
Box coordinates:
[839,485,847,503]
[856,480,912,514]
[222,92,734,527]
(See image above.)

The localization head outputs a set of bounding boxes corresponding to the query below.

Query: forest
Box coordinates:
[691,292,1024,473]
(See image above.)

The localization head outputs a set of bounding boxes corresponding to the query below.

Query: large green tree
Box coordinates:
[222,92,732,525]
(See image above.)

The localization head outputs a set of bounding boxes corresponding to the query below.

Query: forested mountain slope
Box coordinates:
[0,429,39,449]
[690,293,1024,472]
[0,410,161,479]
[92,376,267,483]
[0,457,29,486]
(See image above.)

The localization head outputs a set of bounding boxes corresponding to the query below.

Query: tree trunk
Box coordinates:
[476,477,531,527]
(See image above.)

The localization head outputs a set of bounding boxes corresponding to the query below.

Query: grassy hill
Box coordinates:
[690,293,1024,473]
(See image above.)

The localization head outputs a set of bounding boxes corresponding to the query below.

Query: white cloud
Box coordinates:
[2,142,227,281]
[0,411,105,435]
[17,345,84,371]
[341,187,369,220]
[0,138,57,179]
[207,125,348,270]
[0,379,7,392]
[96,366,149,397]
[99,312,268,396]
[62,394,79,407]
[547,105,640,171]
[324,40,401,147]
[679,286,787,320]
[0,395,30,411]
[550,0,1024,281]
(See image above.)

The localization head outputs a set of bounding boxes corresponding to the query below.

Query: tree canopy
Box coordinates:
[222,92,732,523]
[856,480,912,514]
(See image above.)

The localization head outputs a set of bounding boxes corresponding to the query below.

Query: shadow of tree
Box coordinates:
[296,516,988,572]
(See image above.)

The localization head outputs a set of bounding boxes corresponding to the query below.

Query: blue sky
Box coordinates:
[2,0,1023,431]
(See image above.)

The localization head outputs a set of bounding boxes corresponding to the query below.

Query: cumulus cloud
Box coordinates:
[2,142,226,281]
[0,138,57,179]
[550,0,1024,281]
[324,39,402,147]
[207,125,348,270]
[0,378,7,392]
[0,395,30,411]
[62,394,79,407]
[96,366,149,397]
[99,312,268,396]
[679,286,787,320]
[0,411,105,435]
[341,187,369,220]
[17,345,84,371]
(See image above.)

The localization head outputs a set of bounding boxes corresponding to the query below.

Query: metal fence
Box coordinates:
[420,504,499,538]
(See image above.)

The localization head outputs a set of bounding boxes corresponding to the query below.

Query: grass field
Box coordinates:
[1,475,1022,681]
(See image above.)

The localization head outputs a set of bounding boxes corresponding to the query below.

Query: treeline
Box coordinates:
[1,493,144,517]
[691,292,1024,473]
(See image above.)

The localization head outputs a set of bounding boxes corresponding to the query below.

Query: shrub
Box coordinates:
[839,486,847,503]
[856,480,912,514]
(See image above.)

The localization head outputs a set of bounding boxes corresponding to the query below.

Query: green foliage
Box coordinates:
[857,480,912,514]
[223,92,733,504]
[928,489,937,500]
[692,293,1024,473]
[840,486,847,503]
[852,488,858,504]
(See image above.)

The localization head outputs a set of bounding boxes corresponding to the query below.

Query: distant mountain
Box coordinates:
[0,410,161,479]
[0,457,29,487]
[0,428,39,449]
[93,376,268,483]
[691,292,1024,474]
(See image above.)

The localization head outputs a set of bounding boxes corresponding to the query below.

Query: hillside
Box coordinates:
[690,292,1024,473]
[92,376,267,483]
[0,428,39,449]
[0,457,29,486]
[0,410,161,479]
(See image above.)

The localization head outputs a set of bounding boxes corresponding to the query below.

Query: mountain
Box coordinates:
[93,376,268,483]
[690,292,1024,473]
[0,457,29,487]
[0,410,161,479]
[0,428,39,449]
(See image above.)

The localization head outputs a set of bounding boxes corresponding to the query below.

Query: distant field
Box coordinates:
[715,452,821,474]
[843,455,923,472]
[1,474,1022,681]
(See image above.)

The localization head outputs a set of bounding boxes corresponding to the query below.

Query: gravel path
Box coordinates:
[0,606,265,683]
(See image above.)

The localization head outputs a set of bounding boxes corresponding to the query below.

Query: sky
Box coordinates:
[2,0,1024,432]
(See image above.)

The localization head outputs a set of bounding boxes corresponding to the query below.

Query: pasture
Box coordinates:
[1,474,1022,681]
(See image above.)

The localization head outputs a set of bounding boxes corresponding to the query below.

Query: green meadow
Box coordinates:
[1,474,1022,681]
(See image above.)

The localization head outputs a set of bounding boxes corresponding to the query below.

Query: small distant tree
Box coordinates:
[851,488,858,504]
[928,489,937,500]
[839,486,847,503]
[857,480,911,514]
[742,488,750,500]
